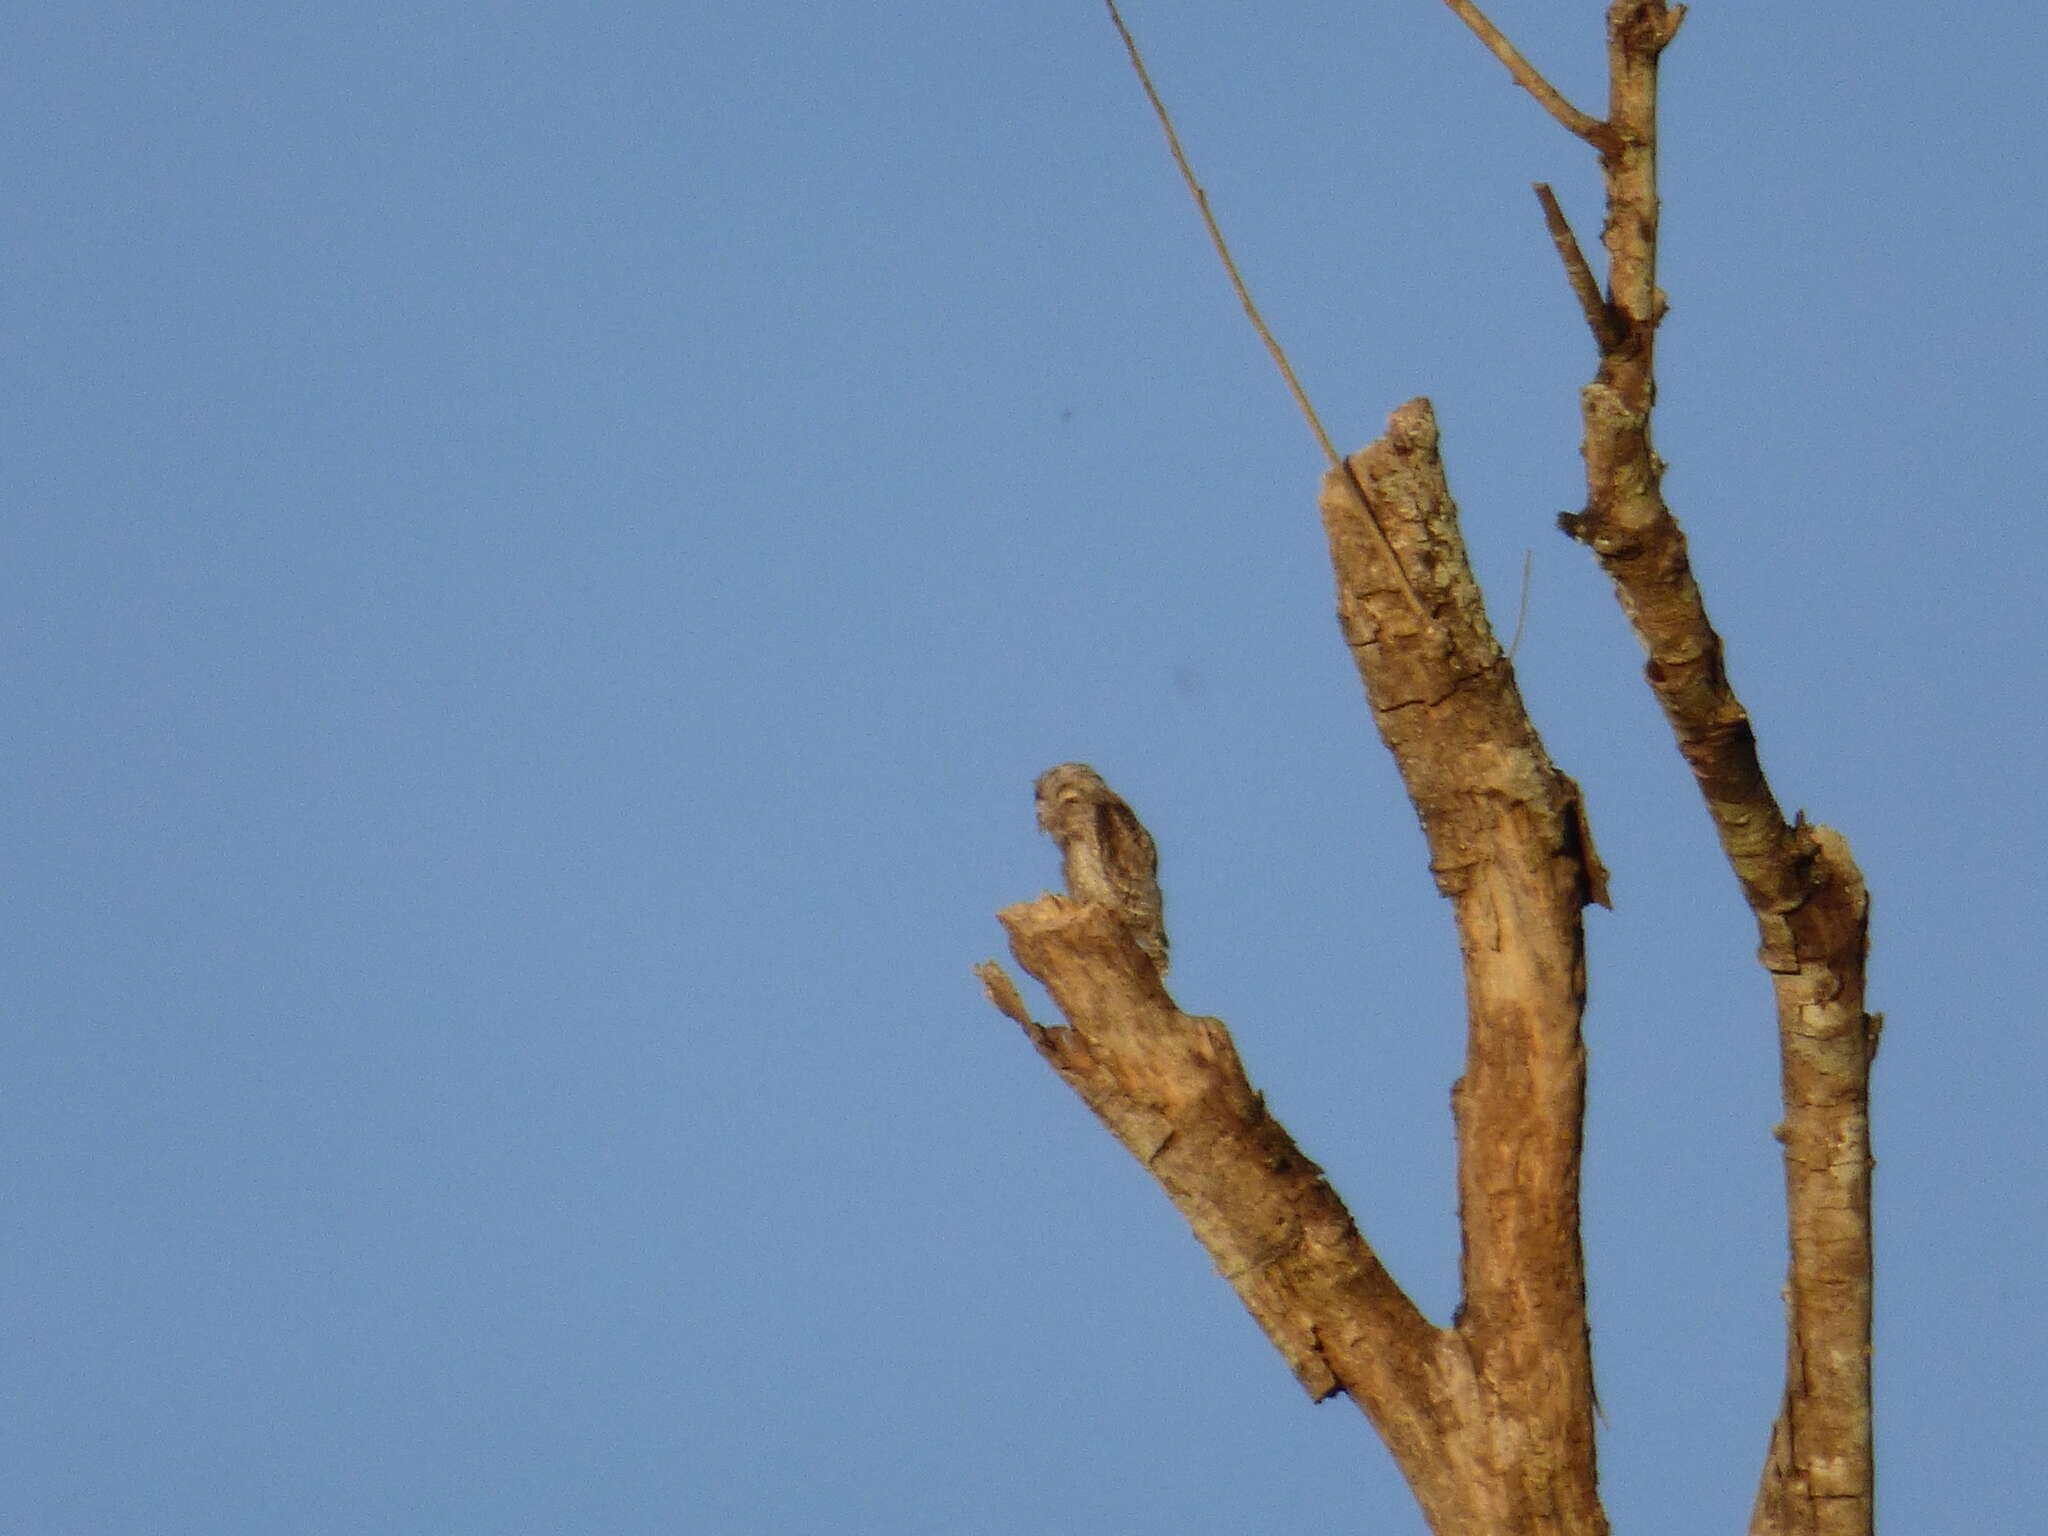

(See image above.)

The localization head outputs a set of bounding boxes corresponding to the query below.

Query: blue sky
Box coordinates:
[6,4,2043,1532]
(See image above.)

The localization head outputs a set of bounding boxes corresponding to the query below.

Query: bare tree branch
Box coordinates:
[1459,5,1872,1531]
[977,903,1458,1505]
[1100,0,1429,615]
[1437,0,1618,147]
[1534,182,1623,351]
[984,6,1877,1533]
[983,396,1614,1534]
[1320,400,1609,1536]
[1102,0,1330,466]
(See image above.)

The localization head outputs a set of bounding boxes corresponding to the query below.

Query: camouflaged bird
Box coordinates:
[1034,763,1168,974]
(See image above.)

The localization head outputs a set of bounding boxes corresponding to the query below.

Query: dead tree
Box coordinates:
[977,5,1878,1535]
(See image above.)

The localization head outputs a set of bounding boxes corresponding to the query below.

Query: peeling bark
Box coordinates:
[1451,4,1877,1528]
[981,4,1879,1532]
[982,400,1613,1535]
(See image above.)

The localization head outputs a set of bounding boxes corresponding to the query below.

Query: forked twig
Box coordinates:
[1450,6,1874,1529]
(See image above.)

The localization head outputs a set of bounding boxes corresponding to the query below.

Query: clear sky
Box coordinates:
[7,4,2043,1532]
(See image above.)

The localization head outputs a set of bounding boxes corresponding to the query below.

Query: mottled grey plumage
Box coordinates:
[1034,762,1169,974]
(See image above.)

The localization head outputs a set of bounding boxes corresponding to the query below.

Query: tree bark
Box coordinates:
[982,4,1879,1532]
[983,399,1613,1535]
[1450,3,1878,1527]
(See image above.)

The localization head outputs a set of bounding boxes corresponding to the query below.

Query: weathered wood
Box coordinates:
[981,4,1879,1532]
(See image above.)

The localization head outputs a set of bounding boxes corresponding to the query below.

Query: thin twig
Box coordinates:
[1534,183,1622,351]
[1505,548,1533,660]
[1102,0,1426,616]
[1437,0,1614,147]
[1103,0,1334,467]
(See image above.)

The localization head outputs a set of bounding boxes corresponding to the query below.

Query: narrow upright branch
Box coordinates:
[1589,1,1683,406]
[1318,400,1609,1536]
[1452,6,1874,1533]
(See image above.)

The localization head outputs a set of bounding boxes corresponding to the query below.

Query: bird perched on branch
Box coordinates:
[1034,762,1169,975]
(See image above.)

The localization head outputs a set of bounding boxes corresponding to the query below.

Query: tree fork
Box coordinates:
[983,5,1879,1533]
[1467,4,1880,1525]
[982,398,1613,1535]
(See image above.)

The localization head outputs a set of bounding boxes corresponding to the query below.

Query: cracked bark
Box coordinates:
[983,400,1610,1535]
[980,4,1878,1533]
